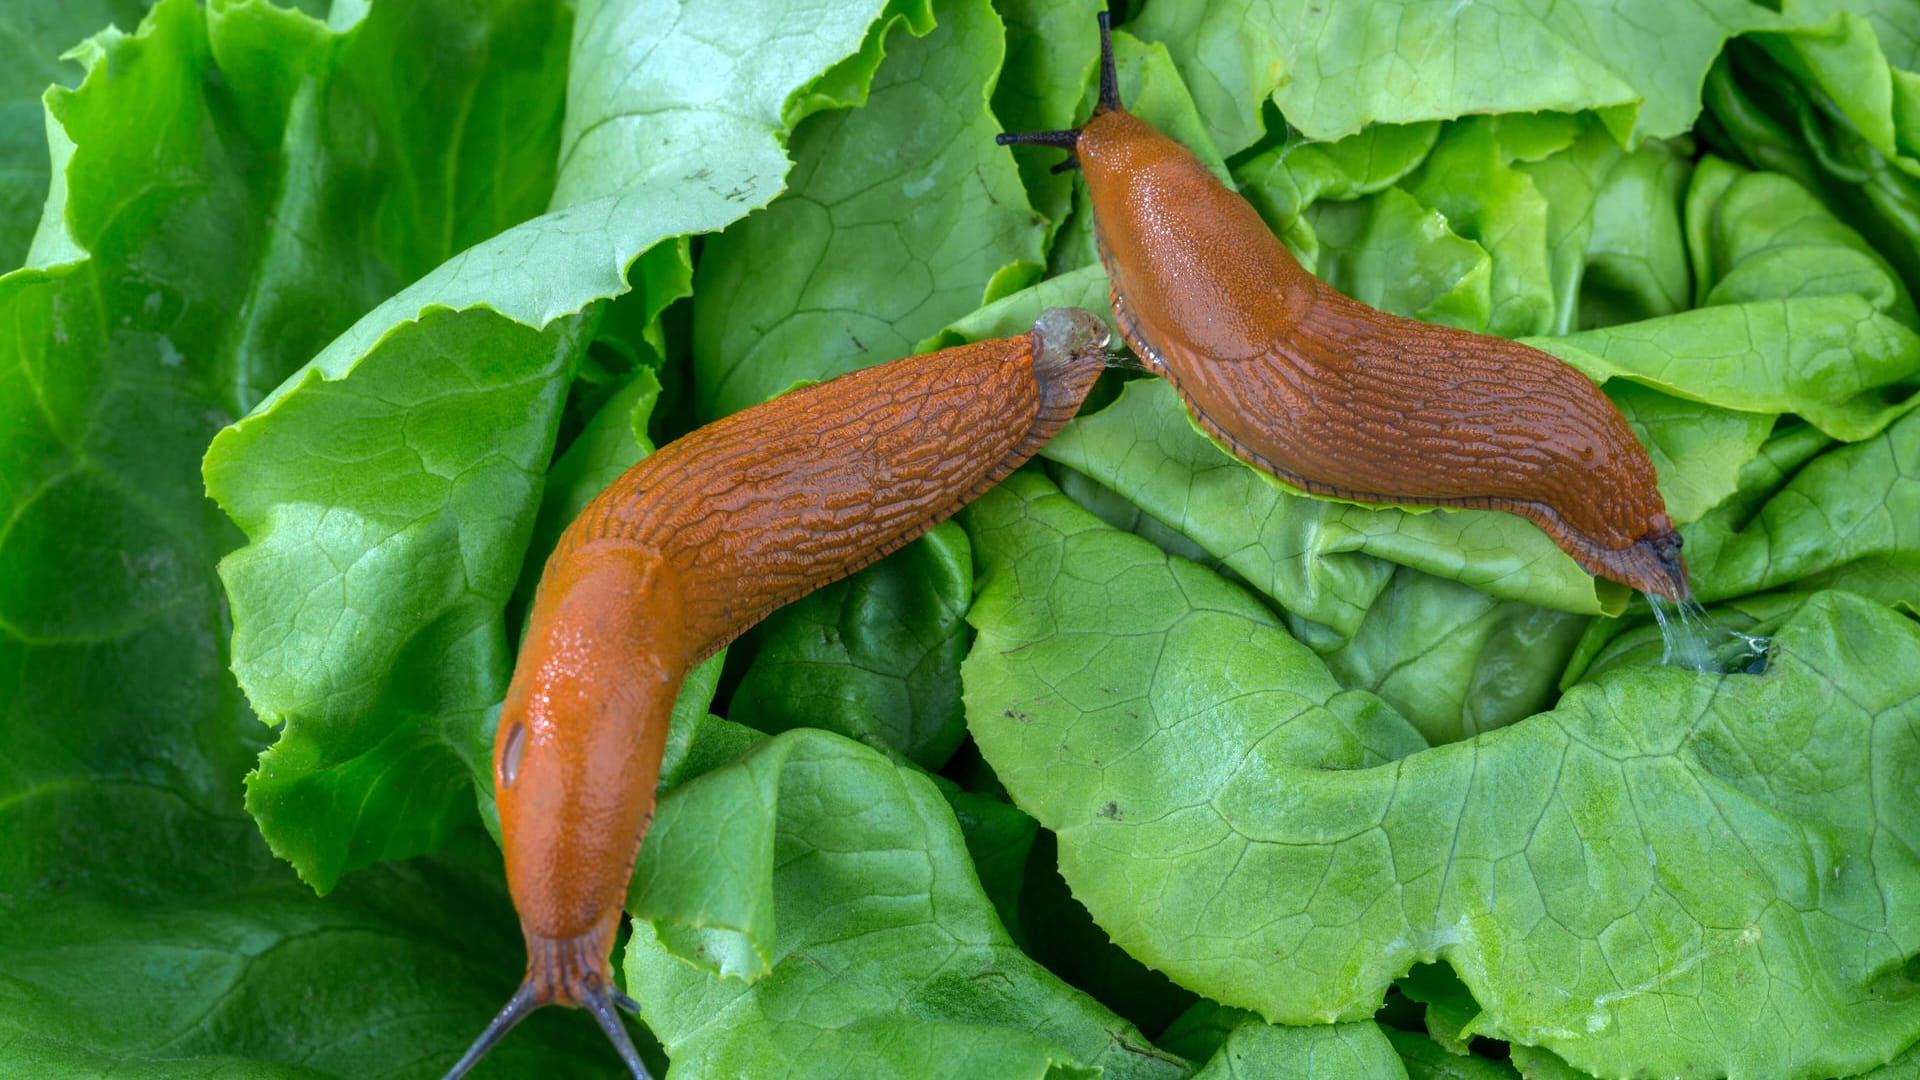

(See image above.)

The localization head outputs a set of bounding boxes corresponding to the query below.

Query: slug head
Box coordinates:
[449,543,680,1080]
[994,9,1121,172]
[1601,519,1692,603]
[1031,306,1113,369]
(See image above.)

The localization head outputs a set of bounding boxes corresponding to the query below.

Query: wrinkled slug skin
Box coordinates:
[489,309,1110,1010]
[1074,106,1686,600]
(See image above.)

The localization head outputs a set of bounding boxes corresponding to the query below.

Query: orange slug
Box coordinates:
[999,13,1689,601]
[442,308,1111,1079]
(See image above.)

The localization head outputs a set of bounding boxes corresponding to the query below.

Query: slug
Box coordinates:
[998,13,1689,601]
[442,308,1111,1079]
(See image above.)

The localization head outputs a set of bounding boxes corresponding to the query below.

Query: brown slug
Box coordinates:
[998,12,1689,601]
[443,308,1112,1078]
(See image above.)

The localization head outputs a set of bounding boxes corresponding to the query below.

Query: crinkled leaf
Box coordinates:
[1014,829,1201,1037]
[1533,294,1920,443]
[623,727,1191,1080]
[992,0,1102,238]
[1051,464,1219,570]
[1318,567,1590,746]
[1234,122,1441,267]
[1385,1029,1520,1080]
[1160,1003,1407,1080]
[202,0,902,891]
[690,0,1039,418]
[1523,124,1692,333]
[1689,153,1914,322]
[1040,377,1623,641]
[0,1,155,270]
[0,4,626,1073]
[943,783,1041,946]
[1703,17,1920,295]
[962,471,1920,1079]
[1406,119,1555,338]
[731,521,974,770]
[1128,1,1800,156]
[926,263,1115,351]
[1304,187,1491,332]
[1606,380,1773,526]
[1687,407,1920,607]
[0,844,630,1078]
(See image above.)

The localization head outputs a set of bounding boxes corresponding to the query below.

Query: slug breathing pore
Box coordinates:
[998,11,1690,602]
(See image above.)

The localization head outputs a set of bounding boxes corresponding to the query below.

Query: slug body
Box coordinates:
[1000,16,1688,600]
[446,309,1112,1078]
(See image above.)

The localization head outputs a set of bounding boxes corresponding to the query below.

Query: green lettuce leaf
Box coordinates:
[1406,119,1556,339]
[0,3,628,1073]
[1703,7,1920,294]
[962,470,1920,1079]
[1317,567,1590,746]
[623,725,1191,1080]
[992,0,1102,240]
[202,0,904,892]
[1128,1,1805,156]
[1687,407,1920,607]
[1235,122,1442,269]
[689,0,1033,418]
[0,1,156,270]
[1160,1003,1408,1079]
[1039,377,1622,639]
[1533,295,1920,443]
[13,0,1920,1074]
[1514,119,1692,333]
[1302,187,1491,333]
[1688,154,1913,322]
[1385,1028,1520,1080]
[730,521,974,770]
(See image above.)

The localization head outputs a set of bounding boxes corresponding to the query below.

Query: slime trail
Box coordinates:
[1648,593,1770,674]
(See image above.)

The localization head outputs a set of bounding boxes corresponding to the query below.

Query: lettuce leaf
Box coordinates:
[623,724,1190,1080]
[8,0,1920,1075]
[202,0,908,892]
[0,3,626,1073]
[1129,0,1807,156]
[688,0,1027,418]
[730,521,974,770]
[963,470,1920,1079]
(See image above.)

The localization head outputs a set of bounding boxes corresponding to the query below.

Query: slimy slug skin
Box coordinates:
[1000,13,1689,601]
[443,309,1111,1079]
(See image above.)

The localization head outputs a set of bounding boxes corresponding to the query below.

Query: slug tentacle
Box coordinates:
[454,312,1112,1074]
[442,983,537,1080]
[995,128,1079,150]
[441,969,652,1080]
[1094,10,1120,114]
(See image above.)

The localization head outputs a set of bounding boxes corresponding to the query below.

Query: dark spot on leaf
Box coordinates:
[1101,801,1120,820]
